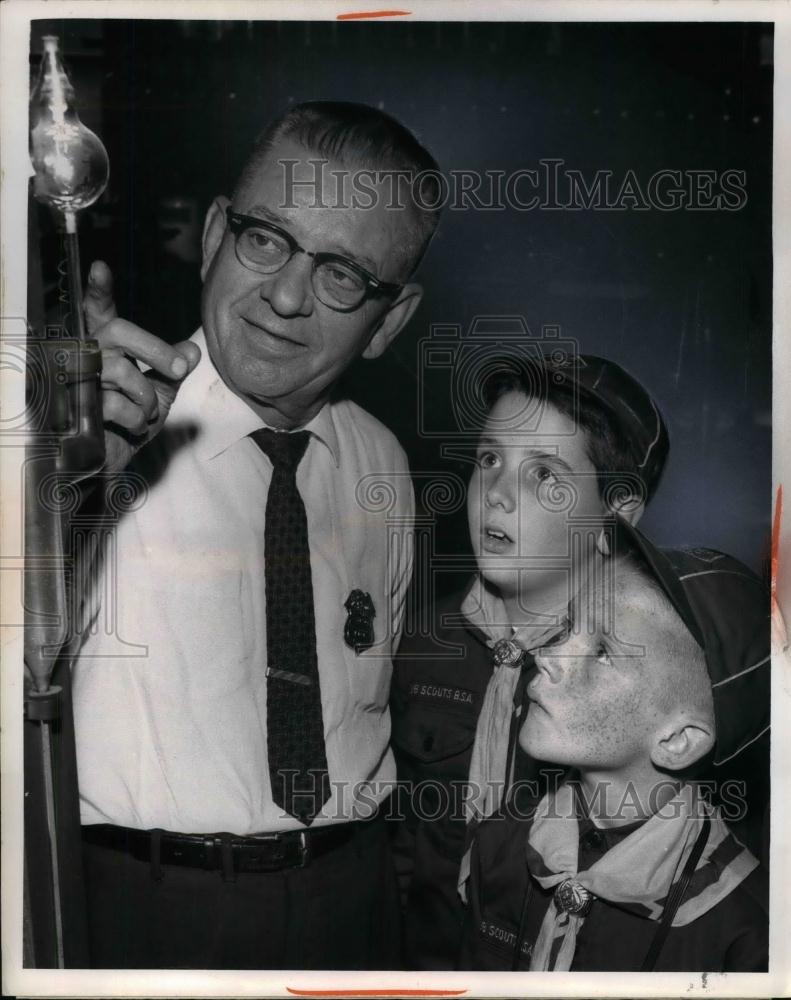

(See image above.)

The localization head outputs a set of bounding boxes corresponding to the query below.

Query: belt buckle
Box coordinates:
[250,831,290,871]
[297,830,311,868]
[202,835,219,871]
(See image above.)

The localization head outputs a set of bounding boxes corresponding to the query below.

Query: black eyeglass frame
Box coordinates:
[225,208,404,312]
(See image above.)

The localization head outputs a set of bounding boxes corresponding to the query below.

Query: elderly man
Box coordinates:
[74,101,439,970]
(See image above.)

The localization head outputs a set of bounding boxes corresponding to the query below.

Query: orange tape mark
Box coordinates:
[287,991,466,998]
[772,484,783,590]
[771,484,787,649]
[336,9,412,19]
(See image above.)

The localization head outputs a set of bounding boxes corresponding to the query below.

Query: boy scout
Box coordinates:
[459,520,769,971]
[391,353,670,968]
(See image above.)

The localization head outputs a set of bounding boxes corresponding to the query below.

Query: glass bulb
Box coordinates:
[29,35,109,214]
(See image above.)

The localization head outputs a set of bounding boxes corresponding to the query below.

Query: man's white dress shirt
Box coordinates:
[73,329,413,834]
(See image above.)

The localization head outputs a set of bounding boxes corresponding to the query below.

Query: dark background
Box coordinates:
[29,19,773,584]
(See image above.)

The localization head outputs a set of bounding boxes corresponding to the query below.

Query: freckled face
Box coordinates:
[519,567,689,771]
[467,391,608,600]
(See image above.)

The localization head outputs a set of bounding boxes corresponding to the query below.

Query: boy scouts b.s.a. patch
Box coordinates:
[344,589,375,653]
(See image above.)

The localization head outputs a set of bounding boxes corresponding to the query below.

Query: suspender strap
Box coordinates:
[640,815,711,972]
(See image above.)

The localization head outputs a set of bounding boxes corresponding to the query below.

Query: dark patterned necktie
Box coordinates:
[251,428,330,826]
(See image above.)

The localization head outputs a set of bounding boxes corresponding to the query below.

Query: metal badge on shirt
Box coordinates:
[344,589,375,653]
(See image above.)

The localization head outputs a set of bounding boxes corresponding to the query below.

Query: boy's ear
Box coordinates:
[650,715,715,772]
[201,196,231,282]
[611,493,646,527]
[596,493,645,556]
[362,283,423,360]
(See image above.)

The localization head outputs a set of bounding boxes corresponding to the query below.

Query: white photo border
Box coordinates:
[2,1,788,997]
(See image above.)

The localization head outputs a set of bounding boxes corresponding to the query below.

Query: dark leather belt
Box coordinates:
[82,815,378,874]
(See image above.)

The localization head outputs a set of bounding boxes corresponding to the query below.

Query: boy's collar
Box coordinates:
[576,812,647,856]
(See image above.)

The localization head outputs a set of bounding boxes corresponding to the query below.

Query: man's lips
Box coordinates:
[242,317,306,350]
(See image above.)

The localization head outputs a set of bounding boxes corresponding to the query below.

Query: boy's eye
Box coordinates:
[528,464,558,486]
[478,451,499,469]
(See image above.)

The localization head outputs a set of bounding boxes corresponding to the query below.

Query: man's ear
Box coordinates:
[362,283,423,360]
[650,716,715,772]
[200,196,230,282]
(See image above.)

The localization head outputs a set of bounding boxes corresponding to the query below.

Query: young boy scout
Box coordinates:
[458,520,769,971]
[391,353,670,969]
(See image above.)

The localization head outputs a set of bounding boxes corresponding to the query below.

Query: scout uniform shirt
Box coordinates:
[458,798,768,972]
[390,585,555,970]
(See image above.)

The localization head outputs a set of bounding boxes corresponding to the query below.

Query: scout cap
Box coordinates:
[540,353,669,499]
[614,517,770,767]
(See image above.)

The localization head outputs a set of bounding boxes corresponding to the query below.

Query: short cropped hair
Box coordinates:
[234,100,442,277]
[617,554,715,767]
[481,370,667,506]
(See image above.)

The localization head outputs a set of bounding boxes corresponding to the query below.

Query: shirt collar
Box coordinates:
[171,328,340,466]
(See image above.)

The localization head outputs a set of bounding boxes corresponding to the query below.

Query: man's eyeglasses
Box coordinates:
[225,208,404,313]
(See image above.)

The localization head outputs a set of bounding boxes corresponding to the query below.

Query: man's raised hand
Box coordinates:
[84,261,201,473]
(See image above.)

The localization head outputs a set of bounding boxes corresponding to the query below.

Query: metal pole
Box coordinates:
[63,211,86,342]
[26,688,66,967]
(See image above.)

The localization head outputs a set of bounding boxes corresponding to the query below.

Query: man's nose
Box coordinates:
[260,254,314,316]
[484,470,515,513]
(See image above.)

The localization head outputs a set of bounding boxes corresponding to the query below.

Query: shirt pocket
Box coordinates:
[390,695,479,853]
[391,695,479,767]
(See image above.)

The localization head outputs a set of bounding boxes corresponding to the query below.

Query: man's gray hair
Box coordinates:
[234,100,442,277]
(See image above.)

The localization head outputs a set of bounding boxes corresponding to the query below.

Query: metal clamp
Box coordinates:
[25,685,63,722]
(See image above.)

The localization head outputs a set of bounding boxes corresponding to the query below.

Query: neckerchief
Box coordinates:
[457,576,568,900]
[526,781,759,971]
